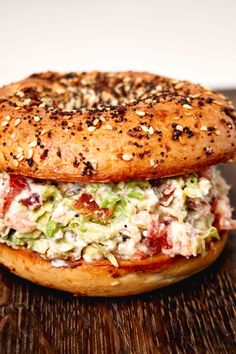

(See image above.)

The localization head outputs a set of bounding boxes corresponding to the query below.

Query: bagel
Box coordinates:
[0,71,235,182]
[0,233,227,296]
[0,71,235,296]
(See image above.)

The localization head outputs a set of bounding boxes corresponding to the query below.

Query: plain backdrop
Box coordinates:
[0,0,236,88]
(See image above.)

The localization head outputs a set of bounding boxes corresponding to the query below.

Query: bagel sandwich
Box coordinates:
[0,71,235,296]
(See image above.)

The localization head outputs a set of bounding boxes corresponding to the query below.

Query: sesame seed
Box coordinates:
[68,122,74,127]
[40,130,46,136]
[136,110,146,117]
[200,126,208,131]
[12,159,19,167]
[149,126,154,135]
[93,119,99,126]
[87,126,96,133]
[100,115,106,122]
[33,115,41,122]
[122,153,133,161]
[18,155,24,162]
[176,124,183,131]
[104,124,113,130]
[14,118,21,126]
[56,88,65,94]
[1,121,8,127]
[29,141,37,148]
[183,104,192,110]
[150,159,159,167]
[15,106,21,110]
[16,91,24,98]
[141,125,149,132]
[156,85,162,91]
[214,129,220,135]
[111,281,120,286]
[213,101,223,106]
[16,153,24,159]
[28,149,33,158]
[175,82,184,89]
[5,115,11,121]
[23,98,31,105]
[190,93,201,98]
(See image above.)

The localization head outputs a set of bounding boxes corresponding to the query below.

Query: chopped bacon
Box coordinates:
[0,174,10,215]
[187,198,210,213]
[20,193,42,210]
[144,217,172,255]
[9,175,28,190]
[212,196,236,230]
[159,183,175,206]
[74,193,112,222]
[161,184,175,196]
[2,175,29,213]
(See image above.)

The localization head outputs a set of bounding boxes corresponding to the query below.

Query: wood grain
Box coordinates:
[0,90,236,354]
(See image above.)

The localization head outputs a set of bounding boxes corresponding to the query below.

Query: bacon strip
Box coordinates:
[2,175,29,213]
[159,183,175,206]
[74,193,112,222]
[20,193,42,210]
[212,196,236,230]
[143,218,172,255]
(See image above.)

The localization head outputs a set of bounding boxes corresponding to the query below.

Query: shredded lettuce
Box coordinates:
[30,239,49,254]
[127,187,144,200]
[46,219,58,238]
[97,244,118,267]
[113,199,128,218]
[201,227,220,256]
[31,201,54,222]
[41,185,61,201]
[205,226,220,241]
[97,191,120,209]
[13,230,41,240]
[127,181,150,189]
[78,221,115,243]
[184,175,211,199]
[184,176,204,199]
[37,212,52,234]
[9,230,41,248]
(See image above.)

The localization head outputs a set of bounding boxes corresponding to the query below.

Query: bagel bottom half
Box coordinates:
[0,233,227,296]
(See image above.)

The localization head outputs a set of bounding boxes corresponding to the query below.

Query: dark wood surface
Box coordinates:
[0,90,236,354]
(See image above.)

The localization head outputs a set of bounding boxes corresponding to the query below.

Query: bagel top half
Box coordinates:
[0,71,235,182]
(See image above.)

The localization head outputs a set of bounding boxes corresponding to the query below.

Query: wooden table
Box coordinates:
[0,91,235,354]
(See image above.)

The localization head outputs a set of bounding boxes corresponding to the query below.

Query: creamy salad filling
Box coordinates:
[0,168,235,267]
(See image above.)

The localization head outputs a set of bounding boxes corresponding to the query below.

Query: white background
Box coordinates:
[0,0,236,88]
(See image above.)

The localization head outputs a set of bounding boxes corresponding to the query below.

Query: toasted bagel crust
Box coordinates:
[0,72,235,182]
[0,234,227,296]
